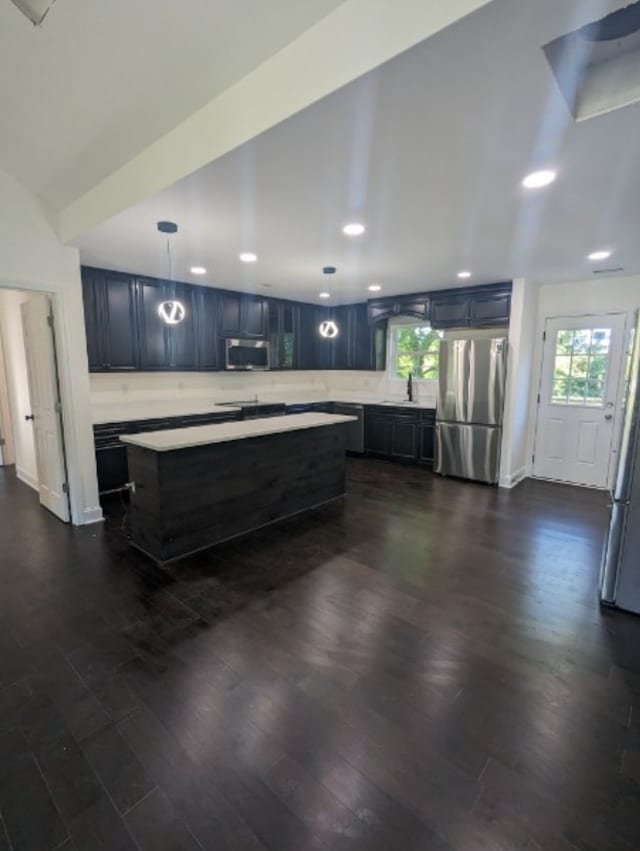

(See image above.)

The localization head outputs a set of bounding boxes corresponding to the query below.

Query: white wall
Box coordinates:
[525,274,640,479]
[500,279,539,487]
[0,328,15,466]
[0,291,37,485]
[0,170,101,524]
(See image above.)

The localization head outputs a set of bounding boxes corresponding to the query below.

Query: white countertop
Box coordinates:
[92,401,240,425]
[120,412,357,452]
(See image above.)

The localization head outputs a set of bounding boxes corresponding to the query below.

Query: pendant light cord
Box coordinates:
[166,237,172,281]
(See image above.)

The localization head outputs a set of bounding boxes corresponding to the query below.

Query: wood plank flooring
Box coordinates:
[0,460,639,851]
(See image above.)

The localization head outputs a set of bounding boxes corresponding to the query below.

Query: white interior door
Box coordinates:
[21,296,70,521]
[533,313,627,489]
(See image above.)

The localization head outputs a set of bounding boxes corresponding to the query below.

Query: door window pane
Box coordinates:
[550,327,611,406]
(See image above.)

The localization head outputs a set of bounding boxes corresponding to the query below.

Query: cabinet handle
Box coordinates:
[25,414,35,421]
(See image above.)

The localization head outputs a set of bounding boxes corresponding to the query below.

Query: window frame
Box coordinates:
[386,318,442,387]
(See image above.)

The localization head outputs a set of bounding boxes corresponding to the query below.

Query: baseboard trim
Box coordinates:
[499,467,527,489]
[16,466,38,491]
[75,505,104,526]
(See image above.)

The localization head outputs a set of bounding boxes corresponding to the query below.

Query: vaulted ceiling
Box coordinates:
[75,0,640,303]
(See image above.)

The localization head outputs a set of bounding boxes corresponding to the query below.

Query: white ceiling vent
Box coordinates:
[543,2,640,121]
[10,0,57,26]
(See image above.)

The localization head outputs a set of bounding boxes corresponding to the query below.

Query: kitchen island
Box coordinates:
[120,412,356,564]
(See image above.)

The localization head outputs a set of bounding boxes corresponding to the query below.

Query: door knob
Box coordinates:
[25,414,34,421]
[604,413,613,421]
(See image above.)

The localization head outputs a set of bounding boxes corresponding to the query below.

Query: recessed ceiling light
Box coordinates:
[588,249,612,261]
[190,266,207,275]
[368,284,382,292]
[457,270,472,279]
[319,292,330,299]
[522,170,557,189]
[342,223,365,236]
[239,252,257,263]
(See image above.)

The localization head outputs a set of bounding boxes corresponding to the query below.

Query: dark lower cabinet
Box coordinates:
[94,411,241,494]
[390,417,419,461]
[418,421,435,465]
[365,413,393,456]
[365,406,436,467]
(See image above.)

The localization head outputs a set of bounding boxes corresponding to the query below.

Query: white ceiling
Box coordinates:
[74,0,640,304]
[0,0,345,211]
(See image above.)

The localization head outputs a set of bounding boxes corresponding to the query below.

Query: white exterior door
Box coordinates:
[21,296,70,521]
[533,313,627,489]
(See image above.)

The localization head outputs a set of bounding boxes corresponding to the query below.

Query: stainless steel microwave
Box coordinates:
[225,338,270,371]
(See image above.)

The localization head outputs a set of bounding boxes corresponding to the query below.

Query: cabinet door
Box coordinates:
[137,279,170,369]
[166,283,197,369]
[350,304,372,370]
[365,413,390,455]
[281,303,297,369]
[430,295,470,329]
[469,292,511,327]
[418,423,435,465]
[331,306,350,370]
[103,272,139,369]
[296,304,317,369]
[372,322,387,371]
[198,288,220,369]
[220,293,242,336]
[390,417,418,460]
[315,308,335,370]
[81,270,105,370]
[242,296,268,337]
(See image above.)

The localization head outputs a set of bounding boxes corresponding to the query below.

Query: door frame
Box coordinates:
[531,310,631,490]
[0,278,102,525]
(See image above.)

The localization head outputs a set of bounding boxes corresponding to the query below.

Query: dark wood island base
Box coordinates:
[122,415,353,564]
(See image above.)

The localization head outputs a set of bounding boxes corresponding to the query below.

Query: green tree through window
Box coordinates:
[393,325,443,379]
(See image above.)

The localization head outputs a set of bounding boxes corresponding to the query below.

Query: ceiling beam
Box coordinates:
[59,0,493,243]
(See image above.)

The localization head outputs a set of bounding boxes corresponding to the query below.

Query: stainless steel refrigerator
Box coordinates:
[435,337,508,484]
[600,313,640,615]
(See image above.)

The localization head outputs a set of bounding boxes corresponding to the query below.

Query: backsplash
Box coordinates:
[90,370,437,411]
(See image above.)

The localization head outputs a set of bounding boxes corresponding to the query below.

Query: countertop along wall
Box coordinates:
[89,369,439,423]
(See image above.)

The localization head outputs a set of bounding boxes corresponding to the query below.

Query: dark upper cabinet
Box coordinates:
[166,282,198,369]
[368,283,512,331]
[197,288,220,370]
[429,294,471,329]
[219,292,268,338]
[244,296,268,337]
[220,293,242,336]
[104,272,139,369]
[296,304,318,370]
[314,307,335,370]
[368,296,429,323]
[137,278,169,369]
[81,270,104,371]
[137,279,198,369]
[269,301,299,369]
[81,268,138,371]
[469,292,511,326]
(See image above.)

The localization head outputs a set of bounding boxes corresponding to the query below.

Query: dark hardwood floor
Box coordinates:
[1,460,639,851]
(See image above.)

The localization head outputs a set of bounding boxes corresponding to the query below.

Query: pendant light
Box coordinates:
[156,221,186,325]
